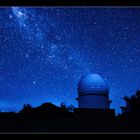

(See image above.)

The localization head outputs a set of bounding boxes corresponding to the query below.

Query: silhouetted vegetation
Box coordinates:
[19,104,33,114]
[0,90,140,132]
[121,90,140,118]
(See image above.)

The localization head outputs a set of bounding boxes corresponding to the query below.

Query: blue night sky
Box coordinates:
[0,7,140,114]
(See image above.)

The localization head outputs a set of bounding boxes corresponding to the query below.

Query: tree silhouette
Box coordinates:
[121,90,140,117]
[67,104,74,113]
[19,104,33,114]
[60,102,67,109]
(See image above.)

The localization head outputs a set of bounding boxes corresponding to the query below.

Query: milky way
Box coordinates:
[0,7,140,113]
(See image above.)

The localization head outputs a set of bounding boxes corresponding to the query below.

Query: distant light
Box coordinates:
[33,81,36,84]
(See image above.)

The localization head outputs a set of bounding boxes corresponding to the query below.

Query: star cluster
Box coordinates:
[0,7,140,113]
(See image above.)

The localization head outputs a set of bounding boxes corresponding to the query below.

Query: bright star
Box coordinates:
[12,7,26,18]
[9,15,12,19]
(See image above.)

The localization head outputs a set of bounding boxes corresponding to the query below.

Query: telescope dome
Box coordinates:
[78,74,109,95]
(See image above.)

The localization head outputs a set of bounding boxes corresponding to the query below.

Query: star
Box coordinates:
[9,15,12,19]
[12,7,26,19]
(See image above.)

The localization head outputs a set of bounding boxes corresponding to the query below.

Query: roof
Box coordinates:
[78,74,109,95]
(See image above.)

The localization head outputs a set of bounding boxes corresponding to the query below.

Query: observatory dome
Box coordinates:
[78,74,109,95]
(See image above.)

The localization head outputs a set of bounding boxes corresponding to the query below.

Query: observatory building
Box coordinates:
[76,74,111,109]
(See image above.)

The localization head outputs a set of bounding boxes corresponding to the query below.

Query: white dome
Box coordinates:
[78,74,109,95]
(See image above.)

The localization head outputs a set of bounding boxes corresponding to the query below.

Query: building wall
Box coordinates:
[79,94,110,109]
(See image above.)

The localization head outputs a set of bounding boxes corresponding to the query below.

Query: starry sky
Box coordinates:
[0,7,140,114]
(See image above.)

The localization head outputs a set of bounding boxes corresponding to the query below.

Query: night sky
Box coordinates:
[0,7,140,114]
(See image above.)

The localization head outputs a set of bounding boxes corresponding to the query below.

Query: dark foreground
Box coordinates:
[0,103,140,132]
